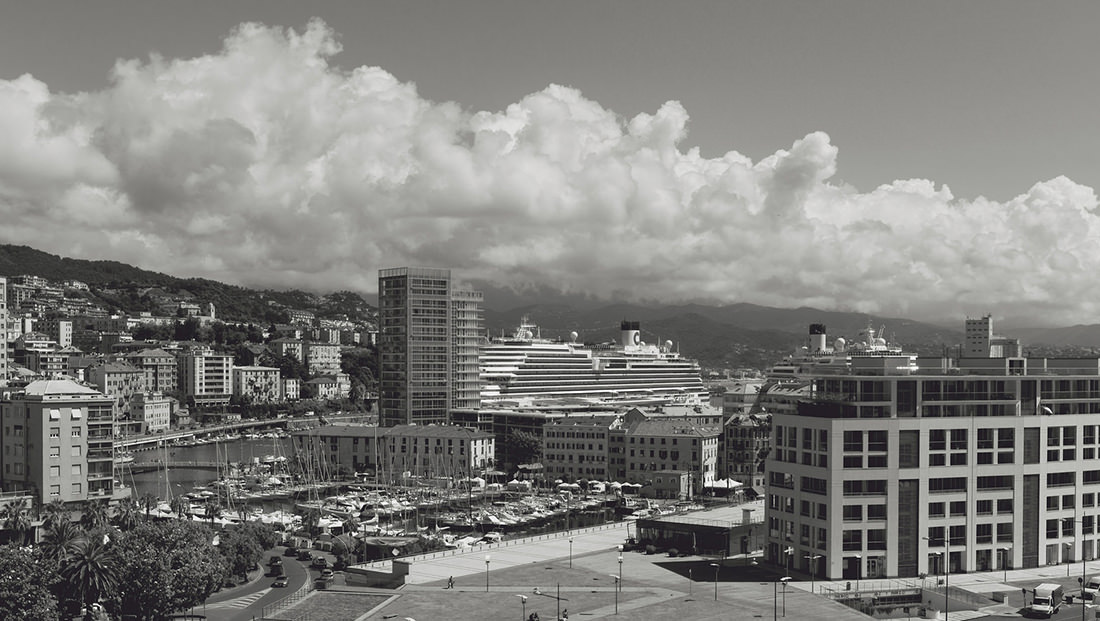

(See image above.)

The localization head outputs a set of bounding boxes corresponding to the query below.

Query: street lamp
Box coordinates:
[710,562,720,601]
[1000,547,1011,584]
[923,536,949,621]
[610,575,620,614]
[784,546,793,577]
[803,554,822,594]
[854,554,862,593]
[517,594,527,620]
[1066,542,1073,577]
[618,547,623,592]
[569,538,573,568]
[485,554,491,592]
[781,576,791,617]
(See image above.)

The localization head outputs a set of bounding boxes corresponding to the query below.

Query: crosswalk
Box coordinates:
[205,589,270,609]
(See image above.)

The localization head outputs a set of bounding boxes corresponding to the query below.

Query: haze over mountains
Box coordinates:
[6,243,1100,368]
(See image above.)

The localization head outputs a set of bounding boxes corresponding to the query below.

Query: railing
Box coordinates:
[260,579,313,619]
[362,521,629,570]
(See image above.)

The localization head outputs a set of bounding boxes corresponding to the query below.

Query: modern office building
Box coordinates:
[0,379,119,505]
[377,267,483,427]
[765,317,1100,582]
[0,276,8,383]
[450,288,484,411]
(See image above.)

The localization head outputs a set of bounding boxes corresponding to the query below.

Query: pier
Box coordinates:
[127,460,223,473]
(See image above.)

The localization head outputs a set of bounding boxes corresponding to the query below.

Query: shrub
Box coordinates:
[668,548,679,557]
[645,545,656,555]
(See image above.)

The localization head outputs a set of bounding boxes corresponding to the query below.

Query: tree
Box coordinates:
[505,429,543,470]
[206,501,224,527]
[1,497,33,545]
[111,520,225,620]
[302,508,321,538]
[216,525,263,582]
[79,499,110,533]
[59,536,119,615]
[139,493,158,519]
[41,499,70,530]
[0,543,59,620]
[111,498,139,531]
[40,519,82,565]
[171,495,189,520]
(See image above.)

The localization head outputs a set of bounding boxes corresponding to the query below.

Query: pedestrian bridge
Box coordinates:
[126,461,223,473]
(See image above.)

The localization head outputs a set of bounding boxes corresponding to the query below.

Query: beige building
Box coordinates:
[131,392,172,433]
[178,351,233,407]
[232,365,282,403]
[543,415,620,481]
[86,360,146,418]
[121,348,178,394]
[291,423,495,480]
[305,342,341,377]
[0,379,121,505]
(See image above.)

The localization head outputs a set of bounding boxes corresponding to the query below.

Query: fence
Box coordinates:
[362,521,628,570]
[259,579,314,619]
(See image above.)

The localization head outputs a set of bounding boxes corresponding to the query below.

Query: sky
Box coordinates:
[1,1,1099,327]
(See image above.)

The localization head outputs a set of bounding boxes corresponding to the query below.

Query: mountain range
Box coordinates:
[5,243,1100,369]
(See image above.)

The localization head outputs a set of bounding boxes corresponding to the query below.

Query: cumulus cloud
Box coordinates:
[1,19,1098,326]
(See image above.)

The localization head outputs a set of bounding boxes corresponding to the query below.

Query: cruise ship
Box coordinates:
[479,318,708,406]
[766,323,918,379]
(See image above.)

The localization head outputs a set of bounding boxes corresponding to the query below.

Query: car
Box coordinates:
[272,575,289,588]
[284,546,298,557]
[312,556,329,569]
[298,549,313,561]
[320,568,334,580]
[268,556,283,567]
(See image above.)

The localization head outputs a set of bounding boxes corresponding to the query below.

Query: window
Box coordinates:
[49,427,60,439]
[71,428,81,437]
[950,501,966,516]
[868,431,888,452]
[49,485,60,497]
[71,464,81,476]
[844,431,863,452]
[71,408,82,419]
[50,465,60,478]
[71,483,81,495]
[929,502,945,517]
[50,447,60,458]
[977,500,993,515]
[843,505,863,521]
[71,446,81,457]
[49,408,60,420]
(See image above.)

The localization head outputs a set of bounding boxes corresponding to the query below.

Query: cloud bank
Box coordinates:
[1,20,1097,326]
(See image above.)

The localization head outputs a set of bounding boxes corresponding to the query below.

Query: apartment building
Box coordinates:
[85,360,146,418]
[613,418,720,493]
[232,365,282,403]
[121,348,178,394]
[0,276,6,382]
[0,379,119,505]
[290,423,495,480]
[543,415,620,481]
[177,351,233,407]
[377,267,483,427]
[305,342,341,377]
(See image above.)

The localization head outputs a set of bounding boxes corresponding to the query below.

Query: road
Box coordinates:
[202,550,319,621]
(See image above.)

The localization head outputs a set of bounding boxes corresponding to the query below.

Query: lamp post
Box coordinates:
[854,554,862,593]
[781,576,791,617]
[517,594,527,621]
[803,554,822,594]
[618,547,623,592]
[923,536,949,621]
[485,554,491,592]
[1066,542,1073,577]
[1000,547,1011,584]
[784,546,793,577]
[611,575,620,614]
[710,562,720,601]
[569,538,573,569]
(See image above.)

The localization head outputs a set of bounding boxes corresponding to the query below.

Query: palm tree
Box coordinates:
[303,508,321,538]
[41,498,70,530]
[171,495,189,519]
[79,499,110,533]
[342,515,360,536]
[112,497,139,531]
[139,493,158,519]
[40,518,82,564]
[60,536,119,613]
[1,497,33,545]
[206,501,224,526]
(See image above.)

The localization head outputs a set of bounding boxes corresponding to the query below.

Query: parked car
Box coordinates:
[320,568,334,580]
[298,549,313,561]
[272,575,289,588]
[312,556,329,569]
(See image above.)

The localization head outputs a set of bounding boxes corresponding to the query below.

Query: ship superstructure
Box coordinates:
[767,323,918,379]
[479,318,707,406]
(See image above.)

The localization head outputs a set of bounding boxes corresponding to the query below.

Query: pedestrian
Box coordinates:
[447,576,454,589]
[561,608,568,619]
[533,586,541,595]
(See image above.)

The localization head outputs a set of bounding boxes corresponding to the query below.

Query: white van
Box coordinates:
[1084,576,1100,600]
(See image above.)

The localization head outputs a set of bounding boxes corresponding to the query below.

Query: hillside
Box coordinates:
[0,245,376,325]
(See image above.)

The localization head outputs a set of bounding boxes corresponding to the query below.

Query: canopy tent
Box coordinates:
[704,478,744,489]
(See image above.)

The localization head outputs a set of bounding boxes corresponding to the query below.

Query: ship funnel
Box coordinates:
[809,323,827,352]
[621,320,641,347]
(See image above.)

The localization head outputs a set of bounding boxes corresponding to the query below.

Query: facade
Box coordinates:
[121,348,178,394]
[177,352,233,407]
[723,413,770,492]
[765,318,1100,582]
[613,418,720,493]
[131,392,172,433]
[38,317,73,348]
[269,338,304,363]
[0,379,118,505]
[290,423,495,480]
[450,289,484,411]
[232,365,282,403]
[378,267,483,427]
[305,342,341,377]
[85,360,146,418]
[282,378,300,401]
[0,276,6,383]
[542,415,620,481]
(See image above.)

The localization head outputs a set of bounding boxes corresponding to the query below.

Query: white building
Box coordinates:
[232,365,282,403]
